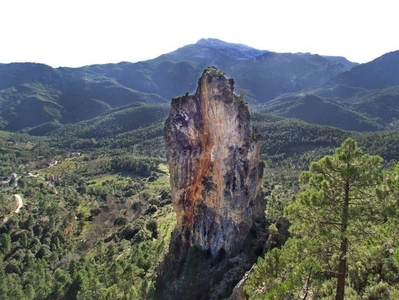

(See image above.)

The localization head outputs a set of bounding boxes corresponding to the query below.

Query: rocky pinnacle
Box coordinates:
[164,67,265,263]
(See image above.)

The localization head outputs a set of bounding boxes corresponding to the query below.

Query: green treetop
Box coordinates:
[245,138,399,299]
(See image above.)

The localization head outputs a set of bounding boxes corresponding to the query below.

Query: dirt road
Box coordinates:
[2,194,23,224]
[14,194,23,213]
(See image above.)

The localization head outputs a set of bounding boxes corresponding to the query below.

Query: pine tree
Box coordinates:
[245,138,397,299]
[288,138,385,299]
[0,233,11,255]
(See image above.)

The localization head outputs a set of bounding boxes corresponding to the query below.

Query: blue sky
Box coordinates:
[1,0,398,67]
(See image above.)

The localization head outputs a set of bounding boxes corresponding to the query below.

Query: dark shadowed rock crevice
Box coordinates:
[156,67,266,299]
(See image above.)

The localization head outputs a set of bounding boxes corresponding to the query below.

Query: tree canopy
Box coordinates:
[245,138,399,299]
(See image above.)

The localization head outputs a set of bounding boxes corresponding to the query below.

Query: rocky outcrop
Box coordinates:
[264,216,290,253]
[163,67,265,270]
[228,266,254,300]
[228,216,291,300]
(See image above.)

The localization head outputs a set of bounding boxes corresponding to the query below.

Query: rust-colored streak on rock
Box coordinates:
[164,67,265,262]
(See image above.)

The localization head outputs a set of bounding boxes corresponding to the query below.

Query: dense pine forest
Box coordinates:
[1,118,399,299]
[0,131,175,299]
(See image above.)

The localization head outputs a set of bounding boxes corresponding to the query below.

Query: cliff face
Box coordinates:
[164,67,265,262]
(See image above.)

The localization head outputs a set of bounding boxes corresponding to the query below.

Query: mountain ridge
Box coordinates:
[1,38,398,133]
[324,50,399,89]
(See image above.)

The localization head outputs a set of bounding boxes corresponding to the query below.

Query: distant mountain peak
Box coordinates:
[196,38,256,49]
[194,38,268,58]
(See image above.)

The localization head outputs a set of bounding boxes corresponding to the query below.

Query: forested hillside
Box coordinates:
[1,114,399,299]
[0,131,175,299]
